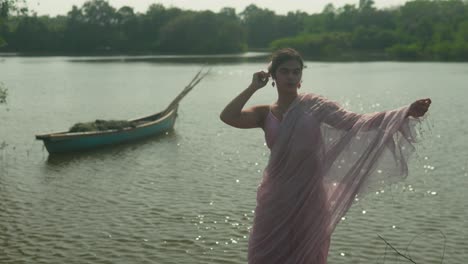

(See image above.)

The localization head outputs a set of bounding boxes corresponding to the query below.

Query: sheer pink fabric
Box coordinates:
[263,110,281,149]
[249,93,420,264]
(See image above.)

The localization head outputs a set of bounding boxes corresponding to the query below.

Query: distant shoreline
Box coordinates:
[1,51,467,63]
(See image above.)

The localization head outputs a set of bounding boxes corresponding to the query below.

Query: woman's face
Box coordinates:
[274,59,302,92]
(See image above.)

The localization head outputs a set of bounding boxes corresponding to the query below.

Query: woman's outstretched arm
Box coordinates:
[220,71,270,129]
[319,97,431,130]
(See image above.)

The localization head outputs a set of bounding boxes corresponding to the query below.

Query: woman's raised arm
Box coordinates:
[220,71,270,129]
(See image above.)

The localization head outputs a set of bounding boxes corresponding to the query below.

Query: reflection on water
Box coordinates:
[67,52,269,64]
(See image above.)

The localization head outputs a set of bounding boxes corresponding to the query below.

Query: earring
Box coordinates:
[272,81,275,87]
[297,81,301,89]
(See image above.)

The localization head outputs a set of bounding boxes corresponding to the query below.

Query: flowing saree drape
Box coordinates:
[248,93,421,264]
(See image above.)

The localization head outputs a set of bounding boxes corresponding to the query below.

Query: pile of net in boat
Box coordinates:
[69,119,137,132]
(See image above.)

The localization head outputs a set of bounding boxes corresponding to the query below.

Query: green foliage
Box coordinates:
[61,0,119,52]
[158,11,246,54]
[271,33,352,59]
[386,43,425,60]
[0,0,28,49]
[240,4,278,48]
[351,26,398,50]
[429,41,454,60]
[273,0,468,61]
[0,83,7,104]
[1,0,468,60]
[1,0,28,18]
[7,15,50,51]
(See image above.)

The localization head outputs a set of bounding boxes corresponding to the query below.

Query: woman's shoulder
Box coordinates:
[300,92,328,103]
[299,93,340,112]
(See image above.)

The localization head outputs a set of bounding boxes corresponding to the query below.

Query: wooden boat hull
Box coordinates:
[36,108,177,154]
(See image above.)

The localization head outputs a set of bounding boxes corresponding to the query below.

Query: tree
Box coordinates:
[2,0,468,60]
[61,0,119,52]
[115,6,137,51]
[359,0,376,12]
[352,26,397,50]
[275,11,307,39]
[62,5,85,52]
[452,20,468,59]
[271,32,352,59]
[240,4,278,48]
[397,0,439,44]
[80,0,118,51]
[334,4,359,32]
[139,4,183,51]
[8,15,49,51]
[0,0,28,47]
[386,43,424,60]
[219,7,236,19]
[158,10,246,53]
[303,5,335,34]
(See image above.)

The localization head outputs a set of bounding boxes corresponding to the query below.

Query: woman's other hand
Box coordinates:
[408,98,432,118]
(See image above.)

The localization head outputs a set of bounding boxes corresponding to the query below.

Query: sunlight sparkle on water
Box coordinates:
[423,165,435,170]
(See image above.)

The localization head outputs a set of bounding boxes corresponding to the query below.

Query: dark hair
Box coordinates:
[268,48,304,79]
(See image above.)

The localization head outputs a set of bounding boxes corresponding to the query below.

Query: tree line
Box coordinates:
[1,0,468,60]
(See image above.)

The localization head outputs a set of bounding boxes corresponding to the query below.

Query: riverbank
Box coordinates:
[3,50,468,63]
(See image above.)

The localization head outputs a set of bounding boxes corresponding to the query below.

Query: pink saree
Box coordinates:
[248,93,420,264]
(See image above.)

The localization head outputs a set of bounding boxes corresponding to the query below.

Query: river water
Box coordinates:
[0,55,466,263]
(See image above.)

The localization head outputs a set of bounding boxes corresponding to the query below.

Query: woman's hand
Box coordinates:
[249,71,270,91]
[408,98,432,118]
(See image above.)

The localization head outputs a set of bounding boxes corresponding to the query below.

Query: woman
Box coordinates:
[220,48,431,264]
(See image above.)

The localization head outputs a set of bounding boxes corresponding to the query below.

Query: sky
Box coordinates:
[27,0,408,16]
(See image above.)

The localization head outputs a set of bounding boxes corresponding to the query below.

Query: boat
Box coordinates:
[36,69,209,154]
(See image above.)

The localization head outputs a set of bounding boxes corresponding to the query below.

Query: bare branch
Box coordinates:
[378,234,417,264]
